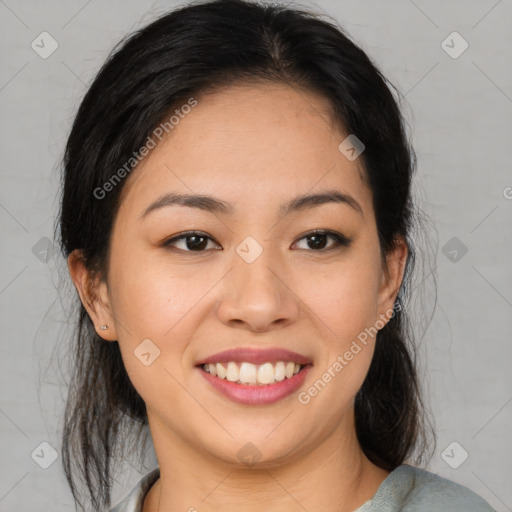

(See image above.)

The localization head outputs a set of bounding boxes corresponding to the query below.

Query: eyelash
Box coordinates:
[161,229,352,253]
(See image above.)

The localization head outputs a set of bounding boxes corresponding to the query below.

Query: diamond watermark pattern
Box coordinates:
[31,32,59,59]
[441,31,468,59]
[32,236,57,263]
[338,134,365,161]
[442,236,468,263]
[236,236,263,264]
[134,338,161,366]
[441,441,469,469]
[237,442,262,466]
[31,441,58,469]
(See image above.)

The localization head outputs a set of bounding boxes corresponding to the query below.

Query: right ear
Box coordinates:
[67,249,118,341]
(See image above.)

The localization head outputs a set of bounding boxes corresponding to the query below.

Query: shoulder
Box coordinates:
[109,467,160,512]
[377,464,496,511]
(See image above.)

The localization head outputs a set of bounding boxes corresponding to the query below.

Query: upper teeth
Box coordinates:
[203,361,303,385]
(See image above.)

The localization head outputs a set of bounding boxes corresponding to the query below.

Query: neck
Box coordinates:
[143,407,390,512]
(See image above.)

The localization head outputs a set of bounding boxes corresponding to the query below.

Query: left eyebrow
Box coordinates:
[138,189,363,220]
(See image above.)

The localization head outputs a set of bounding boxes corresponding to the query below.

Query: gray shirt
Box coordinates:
[109,463,496,511]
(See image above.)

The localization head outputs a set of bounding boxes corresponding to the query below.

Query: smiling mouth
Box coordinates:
[198,361,310,386]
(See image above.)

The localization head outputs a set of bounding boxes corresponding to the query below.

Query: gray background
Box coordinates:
[0,0,511,510]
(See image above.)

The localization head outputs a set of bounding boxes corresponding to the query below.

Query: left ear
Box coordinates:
[377,236,408,321]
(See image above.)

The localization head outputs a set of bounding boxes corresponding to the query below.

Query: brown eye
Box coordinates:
[293,230,352,251]
[162,231,220,252]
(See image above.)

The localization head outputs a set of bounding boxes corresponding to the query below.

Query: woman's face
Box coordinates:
[74,82,405,467]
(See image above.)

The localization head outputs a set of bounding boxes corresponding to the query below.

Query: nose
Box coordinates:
[215,245,300,333]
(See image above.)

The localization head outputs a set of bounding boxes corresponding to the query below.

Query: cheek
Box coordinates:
[104,248,187,374]
[107,254,205,406]
[295,253,382,345]
[109,245,212,338]
[107,246,231,398]
[297,259,381,413]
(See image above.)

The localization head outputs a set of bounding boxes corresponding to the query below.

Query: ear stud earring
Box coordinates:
[100,325,109,330]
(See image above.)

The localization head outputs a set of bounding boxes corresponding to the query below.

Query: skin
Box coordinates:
[68,82,407,512]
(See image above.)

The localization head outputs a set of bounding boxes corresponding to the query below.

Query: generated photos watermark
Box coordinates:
[93,97,198,200]
[297,301,401,405]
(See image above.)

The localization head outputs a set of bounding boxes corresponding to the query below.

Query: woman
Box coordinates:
[58,0,496,510]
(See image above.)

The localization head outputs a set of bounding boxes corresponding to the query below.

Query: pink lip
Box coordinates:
[198,364,312,405]
[196,347,312,366]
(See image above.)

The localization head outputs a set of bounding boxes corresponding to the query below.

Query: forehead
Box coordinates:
[117,82,371,221]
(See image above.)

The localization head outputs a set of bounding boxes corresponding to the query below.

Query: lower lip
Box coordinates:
[197,364,312,405]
